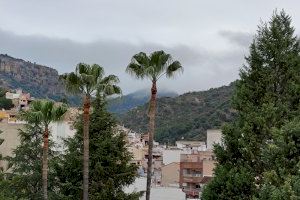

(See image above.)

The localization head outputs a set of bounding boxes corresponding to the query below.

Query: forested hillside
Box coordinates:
[118,82,236,143]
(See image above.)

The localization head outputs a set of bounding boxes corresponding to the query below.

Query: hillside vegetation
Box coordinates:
[0,87,13,110]
[118,83,236,143]
[108,89,178,113]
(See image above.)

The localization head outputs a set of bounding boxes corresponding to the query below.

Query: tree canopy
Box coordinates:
[202,10,300,200]
[54,95,141,200]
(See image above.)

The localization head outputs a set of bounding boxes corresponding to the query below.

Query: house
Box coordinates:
[206,129,222,150]
[162,149,182,165]
[179,151,215,199]
[176,141,206,151]
[5,89,34,110]
[128,146,145,166]
[0,107,79,170]
[0,119,23,171]
[161,162,180,187]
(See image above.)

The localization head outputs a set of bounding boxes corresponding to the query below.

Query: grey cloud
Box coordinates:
[0,29,243,94]
[219,30,254,48]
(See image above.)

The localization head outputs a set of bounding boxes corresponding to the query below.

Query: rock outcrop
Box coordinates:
[0,54,78,104]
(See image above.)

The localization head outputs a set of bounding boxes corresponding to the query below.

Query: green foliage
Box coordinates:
[60,63,121,97]
[126,50,183,81]
[119,83,236,143]
[202,10,300,199]
[256,119,300,200]
[202,165,255,200]
[1,124,58,199]
[20,100,68,126]
[0,87,13,110]
[54,95,141,199]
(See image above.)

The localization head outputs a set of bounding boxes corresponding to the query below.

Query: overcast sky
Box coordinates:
[0,0,299,94]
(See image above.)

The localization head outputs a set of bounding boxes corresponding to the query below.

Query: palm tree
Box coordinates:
[60,63,121,200]
[126,50,183,200]
[21,100,67,200]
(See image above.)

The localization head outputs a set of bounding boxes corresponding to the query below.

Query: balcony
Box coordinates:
[182,176,203,183]
[182,188,201,197]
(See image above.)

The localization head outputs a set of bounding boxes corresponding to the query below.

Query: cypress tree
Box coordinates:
[55,95,141,199]
[202,10,300,200]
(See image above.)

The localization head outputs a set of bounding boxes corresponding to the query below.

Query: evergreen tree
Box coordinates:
[256,118,300,199]
[3,123,58,199]
[202,10,300,200]
[54,95,141,200]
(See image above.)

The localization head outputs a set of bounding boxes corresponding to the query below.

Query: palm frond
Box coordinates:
[166,61,183,78]
[133,52,149,66]
[98,74,122,97]
[21,100,67,126]
[149,50,172,78]
[126,63,146,79]
[60,72,81,94]
[76,63,89,75]
[102,85,122,96]
[52,104,68,121]
[91,64,104,82]
[100,75,120,85]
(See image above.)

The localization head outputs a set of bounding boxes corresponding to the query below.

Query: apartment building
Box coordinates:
[179,151,215,198]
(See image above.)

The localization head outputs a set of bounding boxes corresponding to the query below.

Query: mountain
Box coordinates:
[118,83,236,144]
[108,89,178,113]
[0,54,79,105]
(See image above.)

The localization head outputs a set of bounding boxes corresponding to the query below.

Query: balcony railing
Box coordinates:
[183,173,202,177]
[182,188,201,197]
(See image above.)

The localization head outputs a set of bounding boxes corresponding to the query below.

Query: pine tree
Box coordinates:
[202,10,300,200]
[55,95,141,200]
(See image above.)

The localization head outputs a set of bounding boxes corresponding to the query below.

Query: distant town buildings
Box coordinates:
[179,151,215,198]
[0,90,79,170]
[0,119,23,171]
[206,129,222,150]
[0,89,223,199]
[5,89,34,111]
[119,127,222,199]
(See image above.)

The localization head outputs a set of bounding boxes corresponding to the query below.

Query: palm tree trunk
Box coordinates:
[42,125,49,200]
[146,81,157,200]
[83,95,91,200]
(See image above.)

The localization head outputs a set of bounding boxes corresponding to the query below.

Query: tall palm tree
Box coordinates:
[126,50,183,200]
[21,100,67,200]
[60,63,121,200]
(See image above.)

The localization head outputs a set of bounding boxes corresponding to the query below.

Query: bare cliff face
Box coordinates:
[0,54,78,104]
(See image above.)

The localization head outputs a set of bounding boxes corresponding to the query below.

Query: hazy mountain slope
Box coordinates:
[118,83,236,144]
[108,89,178,113]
